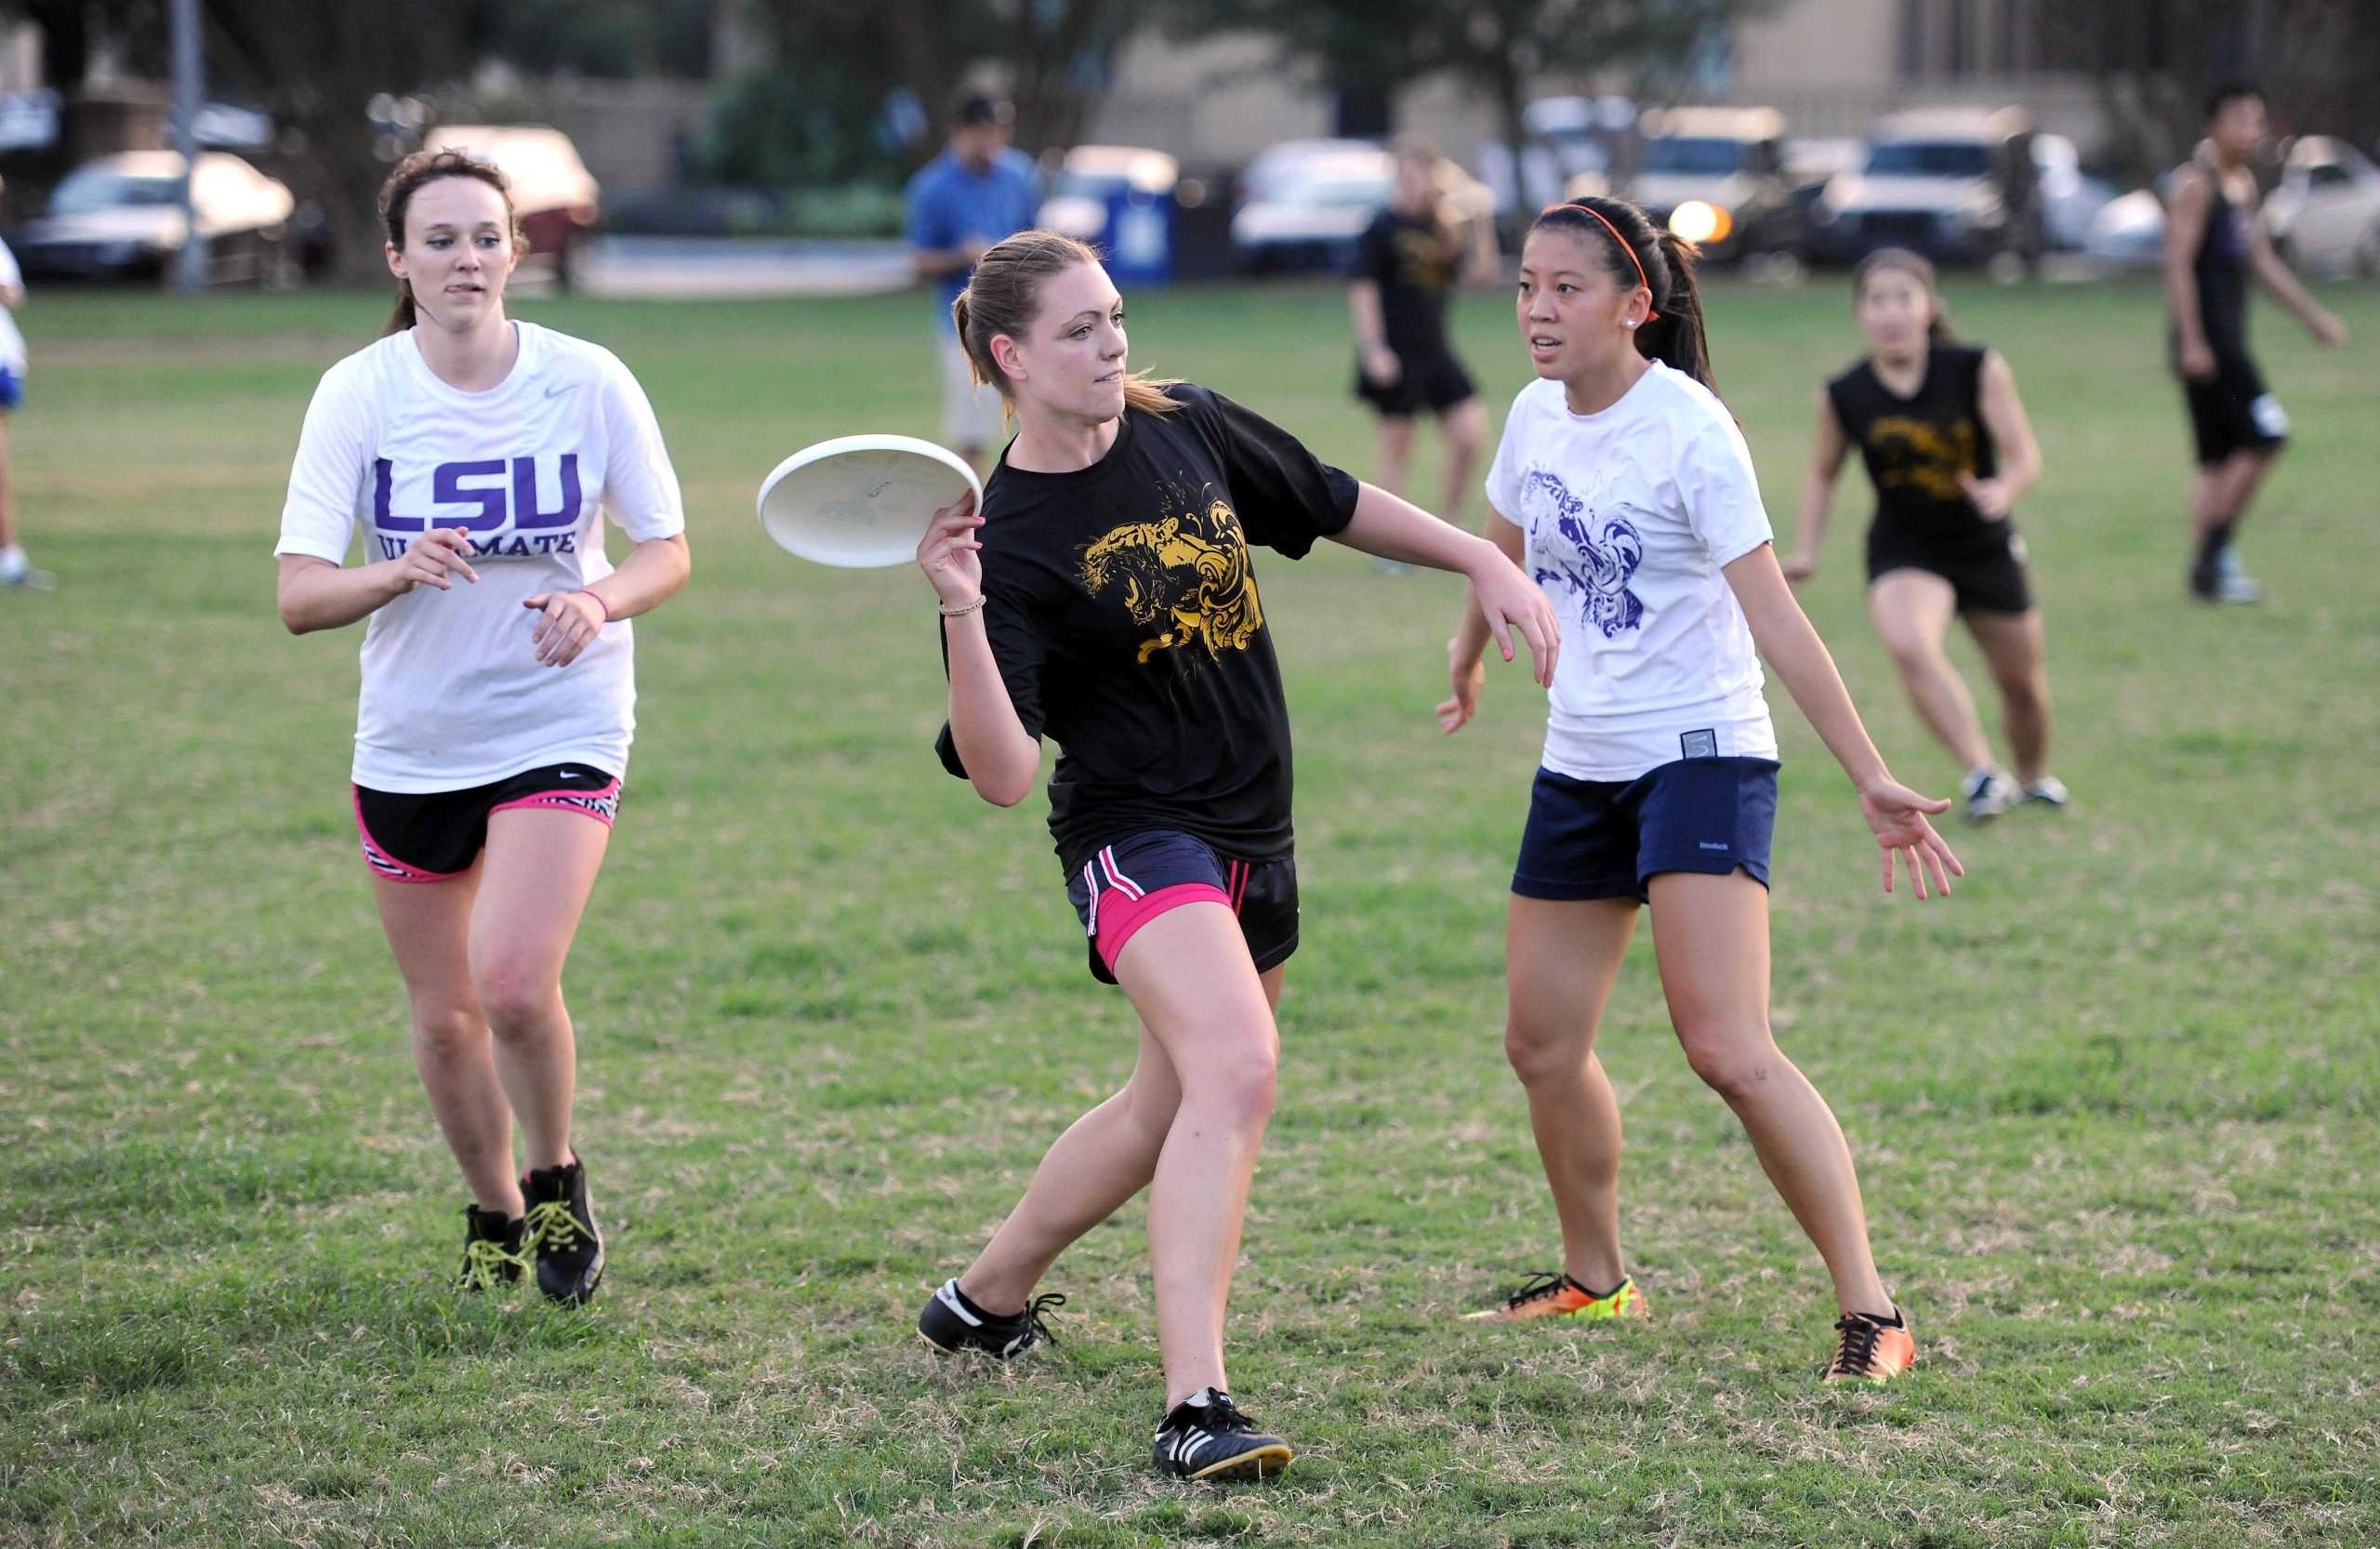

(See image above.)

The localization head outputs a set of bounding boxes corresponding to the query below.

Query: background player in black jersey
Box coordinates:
[1346,137,1500,570]
[1788,249,2061,823]
[2162,81,2347,604]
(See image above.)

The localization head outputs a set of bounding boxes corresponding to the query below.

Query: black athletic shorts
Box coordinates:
[2181,353,2289,466]
[1355,347,1476,418]
[1868,523,2032,616]
[1062,829,1299,986]
[352,763,620,882]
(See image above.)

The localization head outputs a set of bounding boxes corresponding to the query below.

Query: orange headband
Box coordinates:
[1542,202,1659,322]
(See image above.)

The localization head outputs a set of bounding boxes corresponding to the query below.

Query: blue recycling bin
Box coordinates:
[1100,185,1174,286]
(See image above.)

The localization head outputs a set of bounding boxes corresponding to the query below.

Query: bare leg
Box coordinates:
[1648,870,1892,1316]
[372,867,523,1216]
[1501,894,1640,1290]
[1869,568,1998,776]
[959,967,1287,1315]
[1964,609,2052,785]
[469,808,612,1173]
[0,414,16,554]
[1114,905,1281,1409]
[1375,417,1416,501]
[2191,446,2280,547]
[1436,398,1488,527]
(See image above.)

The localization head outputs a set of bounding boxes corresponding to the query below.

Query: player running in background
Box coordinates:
[275,150,691,1304]
[914,229,1556,1477]
[1440,197,1960,1384]
[1786,248,2063,823]
[1347,136,1500,570]
[2162,81,2347,604]
[0,201,49,593]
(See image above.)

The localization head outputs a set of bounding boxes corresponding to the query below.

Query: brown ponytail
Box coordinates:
[376,148,526,338]
[1853,247,1954,341]
[1532,197,1719,396]
[951,229,1180,424]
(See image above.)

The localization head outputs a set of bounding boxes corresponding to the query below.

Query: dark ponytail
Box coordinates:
[1530,196,1719,396]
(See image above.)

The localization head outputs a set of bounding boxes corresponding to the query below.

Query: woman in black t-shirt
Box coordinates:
[909,229,1556,1482]
[1346,138,1500,558]
[1785,248,2063,824]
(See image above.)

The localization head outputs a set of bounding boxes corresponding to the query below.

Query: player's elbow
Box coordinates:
[973,771,1033,808]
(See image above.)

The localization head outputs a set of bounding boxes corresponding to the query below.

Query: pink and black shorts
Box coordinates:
[1063,829,1299,986]
[352,763,619,883]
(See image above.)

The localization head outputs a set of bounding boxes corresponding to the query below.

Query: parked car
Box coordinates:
[11,150,297,285]
[1231,140,1494,274]
[1229,140,1390,271]
[421,125,601,288]
[2032,132,2115,251]
[2266,135,2380,275]
[1807,107,2044,270]
[2082,187,2166,268]
[1612,106,1802,263]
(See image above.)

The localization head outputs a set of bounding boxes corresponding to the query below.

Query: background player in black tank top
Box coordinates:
[1346,137,1499,567]
[2162,82,2347,603]
[1787,249,2063,823]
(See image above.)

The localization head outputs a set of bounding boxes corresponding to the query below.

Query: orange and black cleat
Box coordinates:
[1463,1270,1650,1324]
[1822,1308,1916,1383]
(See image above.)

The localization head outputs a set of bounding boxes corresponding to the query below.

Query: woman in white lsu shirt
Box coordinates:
[275,150,690,1304]
[1440,197,1961,1384]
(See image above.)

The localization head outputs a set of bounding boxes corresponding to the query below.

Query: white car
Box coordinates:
[13,150,297,285]
[2267,136,2380,276]
[2087,138,2380,276]
[1230,141,1393,272]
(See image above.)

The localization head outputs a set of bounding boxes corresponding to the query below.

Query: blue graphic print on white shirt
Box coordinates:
[1485,362,1778,783]
[1521,469,1644,638]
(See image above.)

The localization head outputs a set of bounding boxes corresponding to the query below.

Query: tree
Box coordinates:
[744,0,1140,169]
[1173,0,1778,165]
[196,0,480,285]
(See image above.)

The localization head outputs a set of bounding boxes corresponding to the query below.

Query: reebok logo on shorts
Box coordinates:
[1699,841,1730,852]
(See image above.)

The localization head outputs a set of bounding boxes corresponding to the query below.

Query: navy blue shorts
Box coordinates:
[1512,757,1778,903]
[0,368,22,411]
[1063,829,1299,986]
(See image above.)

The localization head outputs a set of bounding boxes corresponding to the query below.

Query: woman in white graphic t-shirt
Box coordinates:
[274,150,690,1304]
[1438,196,1962,1384]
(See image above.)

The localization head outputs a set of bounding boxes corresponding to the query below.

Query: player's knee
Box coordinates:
[1184,1035,1277,1125]
[471,960,557,1035]
[1503,1014,1584,1089]
[1883,632,1941,676]
[1677,1024,1778,1100]
[409,1004,485,1063]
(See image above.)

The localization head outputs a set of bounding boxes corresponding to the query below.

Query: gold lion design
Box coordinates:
[1868,416,1978,502]
[1078,500,1264,664]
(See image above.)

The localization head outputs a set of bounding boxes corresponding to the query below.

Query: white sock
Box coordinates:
[0,544,25,580]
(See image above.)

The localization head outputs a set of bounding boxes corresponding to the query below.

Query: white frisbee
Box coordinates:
[756,434,984,569]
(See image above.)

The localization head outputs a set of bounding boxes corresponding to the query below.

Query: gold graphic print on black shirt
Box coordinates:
[1866,416,1977,502]
[1078,490,1264,665]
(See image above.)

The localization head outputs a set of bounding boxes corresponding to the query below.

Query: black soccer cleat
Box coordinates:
[1152,1388,1293,1481]
[455,1204,526,1292]
[522,1154,605,1306]
[918,1278,1064,1360]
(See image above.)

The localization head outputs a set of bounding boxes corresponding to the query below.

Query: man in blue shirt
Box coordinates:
[906,94,1041,469]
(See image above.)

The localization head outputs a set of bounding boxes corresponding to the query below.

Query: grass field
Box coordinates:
[3,270,2377,1548]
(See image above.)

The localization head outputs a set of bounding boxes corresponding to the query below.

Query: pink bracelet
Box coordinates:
[574,589,615,623]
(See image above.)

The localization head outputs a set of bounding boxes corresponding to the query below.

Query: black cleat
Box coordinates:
[918,1277,1064,1360]
[456,1204,526,1291]
[522,1155,604,1305]
[1152,1388,1293,1481]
